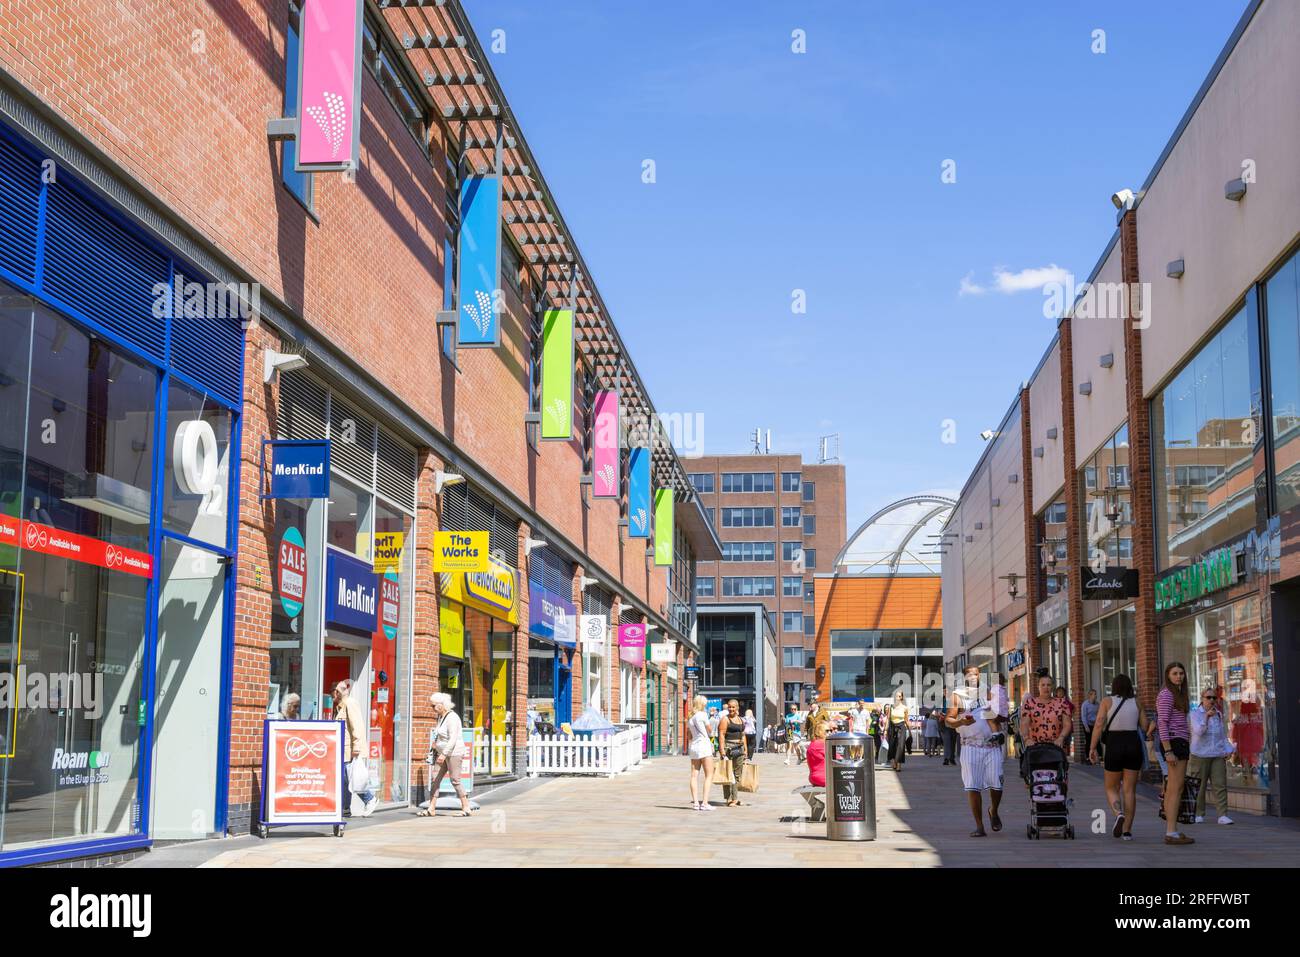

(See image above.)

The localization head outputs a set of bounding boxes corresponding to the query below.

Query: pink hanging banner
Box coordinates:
[592,391,620,498]
[295,0,364,172]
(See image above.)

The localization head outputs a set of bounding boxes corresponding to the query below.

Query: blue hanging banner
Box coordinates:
[263,439,331,499]
[456,175,501,348]
[628,447,651,539]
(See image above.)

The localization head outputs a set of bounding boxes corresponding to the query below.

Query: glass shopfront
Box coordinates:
[1037,628,1070,691]
[1084,607,1136,698]
[0,264,240,857]
[828,629,943,704]
[1160,595,1275,808]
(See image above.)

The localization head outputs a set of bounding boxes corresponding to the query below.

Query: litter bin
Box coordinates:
[825,732,875,840]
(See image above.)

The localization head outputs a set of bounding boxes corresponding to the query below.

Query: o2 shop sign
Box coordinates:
[173,419,224,513]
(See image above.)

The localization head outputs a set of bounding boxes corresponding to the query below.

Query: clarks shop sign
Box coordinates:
[1081,568,1139,602]
[1155,547,1236,612]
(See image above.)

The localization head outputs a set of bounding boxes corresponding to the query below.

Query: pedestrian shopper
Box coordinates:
[718,699,749,806]
[806,718,829,788]
[687,695,717,811]
[275,692,301,720]
[887,690,909,772]
[333,680,376,817]
[1189,688,1235,826]
[1055,686,1076,757]
[1157,662,1195,845]
[1081,690,1100,765]
[743,708,758,760]
[1018,673,1073,768]
[417,692,471,818]
[923,710,940,756]
[939,700,958,766]
[947,666,1003,837]
[1088,674,1150,842]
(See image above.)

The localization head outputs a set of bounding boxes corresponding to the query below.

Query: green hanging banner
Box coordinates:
[541,308,574,440]
[654,488,674,566]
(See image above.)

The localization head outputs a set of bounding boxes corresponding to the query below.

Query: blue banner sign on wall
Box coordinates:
[264,439,331,499]
[529,584,576,647]
[456,175,501,348]
[628,447,651,539]
[326,548,378,633]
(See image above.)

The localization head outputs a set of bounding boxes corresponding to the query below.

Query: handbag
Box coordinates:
[738,761,760,793]
[711,759,734,785]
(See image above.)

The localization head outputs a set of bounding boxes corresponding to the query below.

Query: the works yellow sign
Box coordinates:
[433,531,489,573]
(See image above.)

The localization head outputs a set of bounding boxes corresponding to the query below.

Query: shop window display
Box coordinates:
[1161,596,1274,796]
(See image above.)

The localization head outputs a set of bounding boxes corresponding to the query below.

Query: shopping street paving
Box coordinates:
[128,750,1300,868]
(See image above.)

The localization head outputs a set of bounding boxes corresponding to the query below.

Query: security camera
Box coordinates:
[1110,188,1135,210]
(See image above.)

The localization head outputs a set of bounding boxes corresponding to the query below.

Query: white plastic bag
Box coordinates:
[348,756,370,794]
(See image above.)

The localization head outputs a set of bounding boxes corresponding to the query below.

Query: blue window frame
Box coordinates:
[281,7,314,212]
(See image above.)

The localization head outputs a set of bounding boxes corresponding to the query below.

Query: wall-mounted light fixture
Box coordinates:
[263,348,309,383]
[965,535,974,543]
[1046,427,1058,440]
[974,522,984,530]
[434,470,466,495]
[1079,381,1093,396]
[1008,473,1019,484]
[991,498,1001,508]
[1167,259,1185,279]
[525,537,549,555]
[1099,353,1114,369]
[579,576,599,590]
[1225,178,1247,202]
[1034,447,1045,458]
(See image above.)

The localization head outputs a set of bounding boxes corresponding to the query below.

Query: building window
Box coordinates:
[803,515,816,536]
[782,646,804,668]
[828,630,943,701]
[689,473,715,493]
[781,506,802,527]
[783,611,803,633]
[1038,497,1069,597]
[721,472,775,493]
[721,507,774,528]
[1267,249,1300,515]
[705,507,715,527]
[362,17,429,153]
[781,472,801,493]
[1151,305,1252,569]
[782,541,802,562]
[699,614,755,687]
[804,582,815,604]
[804,616,815,637]
[782,576,802,597]
[802,481,816,503]
[695,576,716,598]
[804,549,816,570]
[722,541,775,563]
[1078,423,1133,571]
[721,576,776,597]
[281,5,313,211]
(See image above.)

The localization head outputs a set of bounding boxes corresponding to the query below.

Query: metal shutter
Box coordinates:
[328,391,376,488]
[0,133,40,284]
[619,607,643,625]
[376,426,417,512]
[277,368,328,440]
[442,482,519,562]
[528,545,572,593]
[583,585,612,618]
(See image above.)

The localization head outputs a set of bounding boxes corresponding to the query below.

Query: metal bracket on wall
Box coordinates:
[266,117,297,141]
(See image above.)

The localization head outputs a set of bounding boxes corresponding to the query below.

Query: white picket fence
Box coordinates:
[471,735,514,775]
[526,726,646,778]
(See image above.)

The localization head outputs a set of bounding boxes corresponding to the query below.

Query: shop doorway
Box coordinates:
[323,641,371,718]
[152,540,226,840]
[555,651,572,727]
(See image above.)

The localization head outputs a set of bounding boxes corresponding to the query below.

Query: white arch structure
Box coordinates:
[832,494,956,576]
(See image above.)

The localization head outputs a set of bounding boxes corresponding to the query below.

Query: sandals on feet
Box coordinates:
[989,813,1002,832]
[970,829,987,838]
[416,808,434,817]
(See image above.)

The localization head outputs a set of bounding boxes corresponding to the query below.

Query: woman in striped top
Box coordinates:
[1157,662,1194,845]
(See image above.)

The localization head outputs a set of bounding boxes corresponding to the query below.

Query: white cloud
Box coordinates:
[959,263,1070,297]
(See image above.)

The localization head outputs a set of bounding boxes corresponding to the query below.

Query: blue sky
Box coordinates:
[463,0,1249,524]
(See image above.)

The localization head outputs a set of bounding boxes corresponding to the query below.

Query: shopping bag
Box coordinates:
[738,761,760,793]
[711,759,734,785]
[348,756,370,794]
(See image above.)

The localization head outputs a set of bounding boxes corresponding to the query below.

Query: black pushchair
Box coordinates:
[1022,743,1074,839]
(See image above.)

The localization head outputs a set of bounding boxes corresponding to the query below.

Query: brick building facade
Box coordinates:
[0,0,718,866]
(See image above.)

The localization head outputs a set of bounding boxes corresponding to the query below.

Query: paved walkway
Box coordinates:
[135,752,1300,867]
